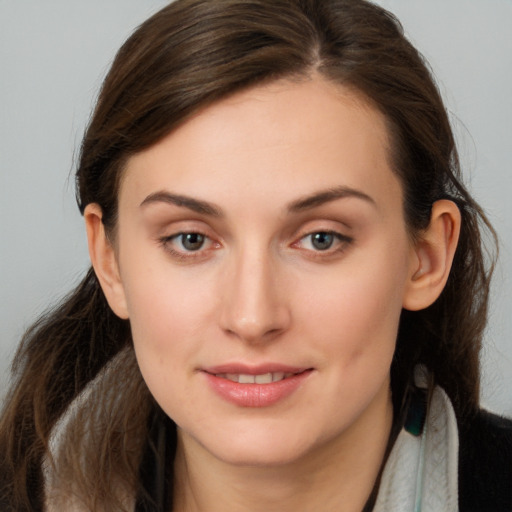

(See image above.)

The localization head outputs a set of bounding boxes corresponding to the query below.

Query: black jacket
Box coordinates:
[458,409,512,511]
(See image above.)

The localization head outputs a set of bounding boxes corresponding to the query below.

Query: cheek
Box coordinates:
[120,261,218,393]
[297,243,409,367]
[122,250,214,339]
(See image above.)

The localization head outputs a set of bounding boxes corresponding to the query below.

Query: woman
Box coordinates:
[1,0,510,511]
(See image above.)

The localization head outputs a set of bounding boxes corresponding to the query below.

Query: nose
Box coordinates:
[219,247,291,344]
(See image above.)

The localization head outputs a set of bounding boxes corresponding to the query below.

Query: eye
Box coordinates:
[310,232,335,251]
[295,230,353,253]
[159,231,219,260]
[176,232,206,251]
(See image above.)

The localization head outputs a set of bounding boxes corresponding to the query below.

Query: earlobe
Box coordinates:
[84,204,129,319]
[403,200,461,311]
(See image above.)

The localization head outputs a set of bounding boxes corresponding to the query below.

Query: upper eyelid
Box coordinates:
[297,230,353,244]
[291,215,353,232]
[162,230,207,240]
[161,231,214,247]
[293,224,353,241]
[157,220,217,240]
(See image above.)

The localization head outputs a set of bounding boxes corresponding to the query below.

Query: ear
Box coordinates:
[403,199,461,311]
[84,204,129,319]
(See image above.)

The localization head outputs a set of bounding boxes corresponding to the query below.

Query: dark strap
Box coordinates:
[135,410,176,512]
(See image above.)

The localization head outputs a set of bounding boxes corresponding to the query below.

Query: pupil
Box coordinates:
[312,232,333,250]
[182,233,205,251]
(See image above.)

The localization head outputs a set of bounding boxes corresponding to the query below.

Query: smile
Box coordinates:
[203,368,314,407]
[214,372,293,384]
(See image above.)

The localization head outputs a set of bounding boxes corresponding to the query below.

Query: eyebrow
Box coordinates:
[140,185,375,217]
[287,186,376,212]
[140,191,222,217]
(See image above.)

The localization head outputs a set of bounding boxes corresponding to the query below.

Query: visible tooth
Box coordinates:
[219,372,293,384]
[272,372,285,382]
[238,374,256,384]
[255,373,273,384]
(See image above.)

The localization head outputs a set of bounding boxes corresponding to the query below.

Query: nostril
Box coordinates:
[221,319,287,344]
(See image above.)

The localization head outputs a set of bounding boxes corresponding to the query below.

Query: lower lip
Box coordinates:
[203,370,313,407]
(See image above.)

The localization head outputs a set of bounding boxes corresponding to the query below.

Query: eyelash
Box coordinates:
[158,230,353,262]
[159,232,217,262]
[294,229,353,252]
[293,230,354,257]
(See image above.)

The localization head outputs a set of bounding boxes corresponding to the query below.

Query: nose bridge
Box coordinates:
[220,241,289,343]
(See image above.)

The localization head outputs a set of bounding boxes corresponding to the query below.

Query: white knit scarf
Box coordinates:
[373,384,460,512]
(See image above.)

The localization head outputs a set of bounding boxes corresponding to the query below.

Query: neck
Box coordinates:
[172,385,393,512]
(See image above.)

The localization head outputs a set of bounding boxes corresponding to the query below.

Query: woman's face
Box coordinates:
[113,78,417,466]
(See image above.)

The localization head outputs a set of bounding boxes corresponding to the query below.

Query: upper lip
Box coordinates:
[202,363,310,375]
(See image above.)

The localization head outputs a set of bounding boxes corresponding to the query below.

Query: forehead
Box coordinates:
[120,77,401,214]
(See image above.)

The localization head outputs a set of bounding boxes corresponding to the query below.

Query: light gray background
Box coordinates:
[1,1,511,415]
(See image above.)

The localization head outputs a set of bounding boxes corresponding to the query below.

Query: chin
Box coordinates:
[212,439,313,468]
[185,418,327,468]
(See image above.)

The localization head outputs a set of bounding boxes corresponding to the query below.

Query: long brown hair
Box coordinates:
[0,0,497,510]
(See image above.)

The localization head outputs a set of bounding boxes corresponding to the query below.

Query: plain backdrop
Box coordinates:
[1,0,511,415]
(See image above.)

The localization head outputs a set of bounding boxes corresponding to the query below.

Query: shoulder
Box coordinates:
[458,408,512,512]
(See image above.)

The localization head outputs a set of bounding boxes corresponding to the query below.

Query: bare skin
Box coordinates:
[173,380,392,512]
[86,77,460,512]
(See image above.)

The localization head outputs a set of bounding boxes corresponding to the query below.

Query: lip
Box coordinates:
[201,364,313,408]
[203,363,309,375]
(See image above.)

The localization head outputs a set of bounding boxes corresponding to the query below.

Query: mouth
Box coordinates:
[212,371,296,384]
[202,366,313,407]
